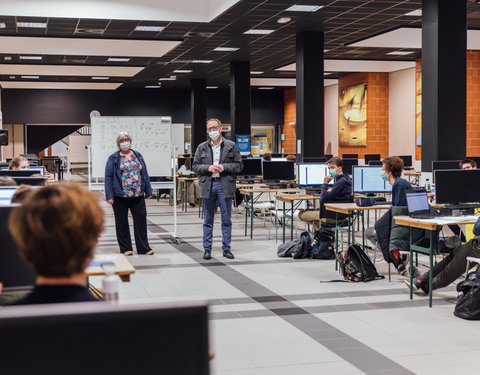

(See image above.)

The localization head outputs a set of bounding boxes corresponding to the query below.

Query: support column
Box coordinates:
[191,79,207,154]
[230,61,251,139]
[422,0,466,171]
[296,30,324,162]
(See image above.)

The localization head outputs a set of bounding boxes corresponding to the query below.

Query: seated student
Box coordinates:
[367,156,412,275]
[8,156,29,170]
[262,153,272,161]
[0,176,16,186]
[460,158,477,170]
[298,156,352,229]
[11,184,33,204]
[406,217,480,293]
[176,157,199,207]
[8,183,104,305]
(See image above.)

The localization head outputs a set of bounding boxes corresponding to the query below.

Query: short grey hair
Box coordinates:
[116,131,132,149]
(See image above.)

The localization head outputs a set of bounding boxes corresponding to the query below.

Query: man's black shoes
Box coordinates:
[203,251,211,260]
[223,250,234,259]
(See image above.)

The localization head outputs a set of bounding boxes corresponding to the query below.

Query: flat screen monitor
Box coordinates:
[368,160,383,166]
[297,163,334,187]
[342,153,358,159]
[0,301,210,375]
[271,157,287,161]
[0,187,17,206]
[271,153,282,158]
[238,158,262,176]
[302,156,327,163]
[11,177,46,186]
[432,160,461,182]
[324,154,333,160]
[0,168,44,177]
[399,155,412,167]
[434,169,480,204]
[364,154,381,165]
[353,166,392,194]
[342,158,358,175]
[262,161,295,181]
[0,205,36,290]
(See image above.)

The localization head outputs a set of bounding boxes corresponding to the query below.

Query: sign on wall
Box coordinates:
[236,134,251,155]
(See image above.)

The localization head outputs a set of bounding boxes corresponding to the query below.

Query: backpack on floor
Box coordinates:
[292,231,312,259]
[277,239,299,258]
[454,268,480,320]
[338,244,384,282]
[311,228,335,260]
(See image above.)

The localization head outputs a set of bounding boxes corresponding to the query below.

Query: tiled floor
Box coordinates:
[92,195,479,375]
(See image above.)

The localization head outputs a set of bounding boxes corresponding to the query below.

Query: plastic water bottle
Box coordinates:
[102,263,119,302]
[425,178,431,192]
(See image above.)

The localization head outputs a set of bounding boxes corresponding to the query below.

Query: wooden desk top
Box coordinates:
[324,202,391,214]
[404,170,421,176]
[276,194,321,203]
[177,177,197,181]
[394,215,479,231]
[237,183,256,189]
[239,188,299,195]
[86,254,136,282]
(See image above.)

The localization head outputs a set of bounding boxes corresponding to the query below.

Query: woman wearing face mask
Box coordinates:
[105,131,154,256]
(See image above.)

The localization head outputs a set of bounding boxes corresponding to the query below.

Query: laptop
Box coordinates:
[406,190,440,219]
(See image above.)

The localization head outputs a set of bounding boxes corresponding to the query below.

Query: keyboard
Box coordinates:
[444,203,480,210]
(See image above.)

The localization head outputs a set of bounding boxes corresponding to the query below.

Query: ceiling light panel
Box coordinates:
[207,86,218,89]
[91,76,110,80]
[20,56,42,60]
[250,71,264,75]
[145,85,161,88]
[214,47,239,51]
[0,81,122,90]
[17,22,46,28]
[244,29,275,35]
[0,64,143,77]
[0,36,181,58]
[386,51,414,56]
[192,59,213,63]
[173,69,192,73]
[134,25,165,32]
[285,5,323,12]
[21,75,39,79]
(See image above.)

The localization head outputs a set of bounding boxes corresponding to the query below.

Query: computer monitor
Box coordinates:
[399,155,413,167]
[364,154,381,165]
[352,166,392,194]
[432,160,461,182]
[11,177,46,186]
[342,153,358,159]
[406,191,430,214]
[0,169,43,177]
[368,160,383,166]
[0,300,210,375]
[434,169,480,204]
[0,205,36,290]
[238,158,262,177]
[271,157,287,161]
[297,163,334,187]
[262,161,295,181]
[302,156,327,163]
[0,187,17,206]
[342,158,358,175]
[324,154,333,160]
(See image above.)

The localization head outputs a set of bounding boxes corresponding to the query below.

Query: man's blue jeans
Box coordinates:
[203,181,232,252]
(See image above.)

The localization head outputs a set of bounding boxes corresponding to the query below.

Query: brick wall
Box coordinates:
[338,72,389,159]
[283,88,297,155]
[467,50,480,157]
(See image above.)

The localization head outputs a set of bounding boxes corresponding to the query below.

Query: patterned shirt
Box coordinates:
[120,153,143,197]
[211,139,222,178]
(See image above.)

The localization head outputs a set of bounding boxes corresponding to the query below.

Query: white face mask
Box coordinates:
[208,130,220,141]
[119,141,131,151]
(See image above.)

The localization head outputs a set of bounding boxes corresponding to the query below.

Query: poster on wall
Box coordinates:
[415,70,422,146]
[236,134,251,155]
[338,83,367,147]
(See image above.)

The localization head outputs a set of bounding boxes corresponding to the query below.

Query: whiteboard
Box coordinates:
[171,123,185,156]
[90,116,172,177]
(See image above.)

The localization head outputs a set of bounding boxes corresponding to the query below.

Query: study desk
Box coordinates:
[324,203,391,270]
[177,176,197,212]
[239,188,298,239]
[404,170,421,185]
[394,215,479,307]
[275,194,322,243]
[86,254,136,282]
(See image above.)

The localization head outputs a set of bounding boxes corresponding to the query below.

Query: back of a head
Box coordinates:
[0,176,16,186]
[9,183,104,278]
[383,156,404,178]
[262,153,272,161]
[11,184,34,204]
[286,154,296,162]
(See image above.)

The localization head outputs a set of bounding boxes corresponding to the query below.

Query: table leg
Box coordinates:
[250,194,254,239]
[428,230,434,308]
[282,201,286,243]
[244,195,248,237]
[184,181,188,212]
[361,211,365,250]
[347,215,351,246]
[409,227,414,301]
[335,212,339,271]
[290,201,294,241]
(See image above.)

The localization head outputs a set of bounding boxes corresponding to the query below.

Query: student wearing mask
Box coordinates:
[298,156,352,228]
[9,183,104,305]
[105,131,154,256]
[193,119,243,260]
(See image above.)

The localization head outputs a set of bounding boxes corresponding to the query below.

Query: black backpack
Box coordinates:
[454,268,480,320]
[292,232,312,259]
[311,228,335,260]
[338,244,384,282]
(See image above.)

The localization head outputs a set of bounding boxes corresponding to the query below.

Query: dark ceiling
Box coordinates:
[0,0,479,89]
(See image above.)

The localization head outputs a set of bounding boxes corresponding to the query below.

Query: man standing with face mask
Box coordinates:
[193,119,243,260]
